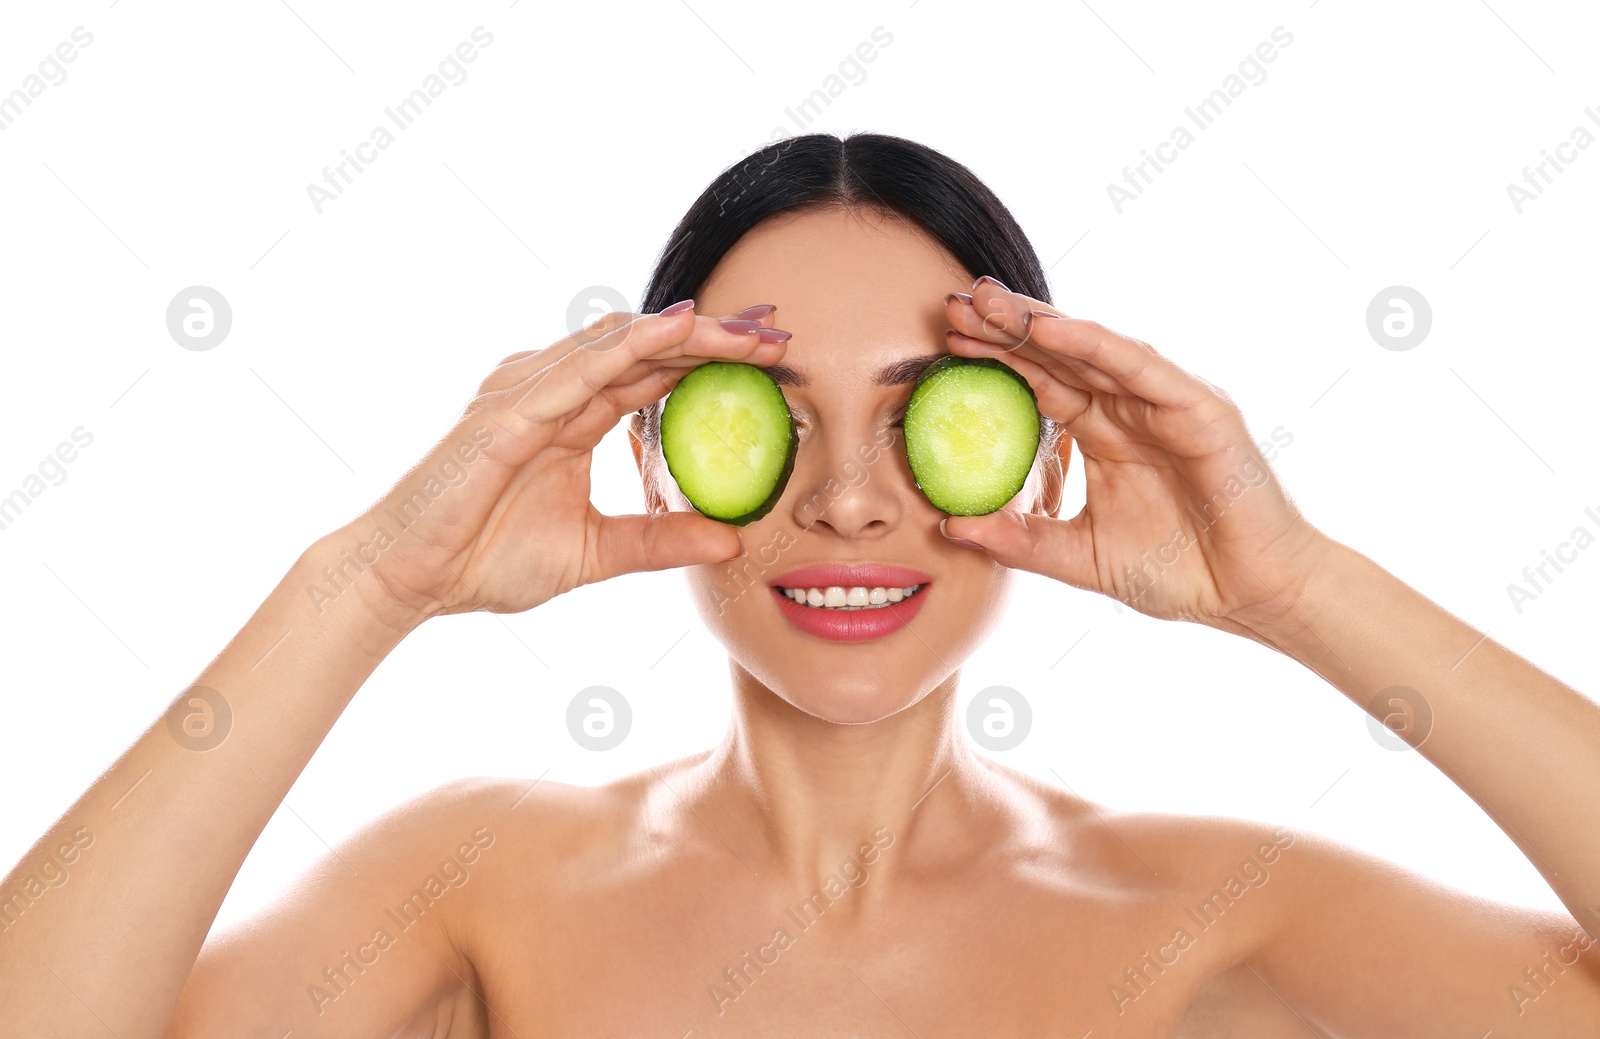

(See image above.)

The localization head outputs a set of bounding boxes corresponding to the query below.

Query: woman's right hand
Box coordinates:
[330,302,789,632]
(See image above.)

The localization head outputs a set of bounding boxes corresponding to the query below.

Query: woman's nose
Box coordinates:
[785,428,905,540]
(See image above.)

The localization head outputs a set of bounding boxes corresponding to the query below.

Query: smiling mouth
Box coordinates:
[773,584,928,610]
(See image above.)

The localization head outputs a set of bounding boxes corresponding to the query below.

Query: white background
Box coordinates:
[1,0,1596,934]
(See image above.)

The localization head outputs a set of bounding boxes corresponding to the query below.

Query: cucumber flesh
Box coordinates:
[903,356,1041,516]
[659,361,796,526]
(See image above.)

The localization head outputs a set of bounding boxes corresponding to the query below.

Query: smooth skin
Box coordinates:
[4,205,1599,1038]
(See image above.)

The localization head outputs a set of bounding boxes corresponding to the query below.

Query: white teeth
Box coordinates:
[779,583,924,610]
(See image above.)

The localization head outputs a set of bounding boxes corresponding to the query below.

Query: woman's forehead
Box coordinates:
[700,207,966,314]
[698,211,964,379]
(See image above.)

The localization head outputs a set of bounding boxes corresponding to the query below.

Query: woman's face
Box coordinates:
[631,205,1069,724]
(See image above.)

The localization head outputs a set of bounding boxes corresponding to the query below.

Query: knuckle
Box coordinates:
[479,349,542,393]
[1200,377,1234,407]
[496,349,536,367]
[586,310,636,334]
[460,394,502,432]
[581,311,654,356]
[477,403,536,451]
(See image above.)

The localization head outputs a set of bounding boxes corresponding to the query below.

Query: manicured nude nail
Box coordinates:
[662,299,695,316]
[1023,309,1064,327]
[973,275,1010,292]
[945,292,974,306]
[737,304,777,319]
[757,327,791,343]
[940,518,985,550]
[719,318,761,334]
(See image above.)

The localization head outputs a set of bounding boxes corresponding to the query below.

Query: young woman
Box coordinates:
[4,133,1598,1038]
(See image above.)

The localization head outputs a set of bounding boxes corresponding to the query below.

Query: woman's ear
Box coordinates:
[628,412,668,515]
[627,411,645,473]
[1034,432,1072,518]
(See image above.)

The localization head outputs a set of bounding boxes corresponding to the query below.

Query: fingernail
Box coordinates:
[757,327,791,343]
[1023,309,1063,328]
[662,299,695,316]
[719,318,761,334]
[945,291,974,306]
[940,517,986,550]
[737,304,777,319]
[723,533,746,561]
[973,275,1010,292]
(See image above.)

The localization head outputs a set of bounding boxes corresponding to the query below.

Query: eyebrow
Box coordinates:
[759,353,946,389]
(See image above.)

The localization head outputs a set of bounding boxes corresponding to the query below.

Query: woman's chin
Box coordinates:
[773,684,928,726]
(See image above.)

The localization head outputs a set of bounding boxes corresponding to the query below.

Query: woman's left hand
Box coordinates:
[938,277,1332,641]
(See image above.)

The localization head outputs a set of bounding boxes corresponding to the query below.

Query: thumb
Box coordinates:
[592,511,745,583]
[939,508,1096,590]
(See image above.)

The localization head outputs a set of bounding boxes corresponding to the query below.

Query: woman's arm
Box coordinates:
[0,530,419,1036]
[935,280,1600,929]
[936,279,1600,1030]
[1256,535,1600,934]
[0,304,786,1037]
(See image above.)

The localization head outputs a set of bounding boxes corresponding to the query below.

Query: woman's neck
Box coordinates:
[685,663,996,896]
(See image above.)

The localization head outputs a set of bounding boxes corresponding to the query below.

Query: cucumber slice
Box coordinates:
[659,361,797,526]
[903,356,1041,516]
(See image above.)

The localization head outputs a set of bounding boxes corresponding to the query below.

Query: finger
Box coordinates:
[581,335,781,390]
[948,278,1051,342]
[588,510,744,585]
[505,310,787,424]
[566,303,782,363]
[524,309,788,391]
[1019,314,1212,410]
[941,505,1099,592]
[606,306,786,377]
[477,349,545,394]
[489,303,782,391]
[999,348,1179,472]
[950,284,1213,409]
[964,345,1094,425]
[481,310,652,393]
[945,327,1125,398]
[542,313,795,452]
[945,294,1129,395]
[556,363,697,447]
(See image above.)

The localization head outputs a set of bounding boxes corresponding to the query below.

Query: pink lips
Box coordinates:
[768,563,933,644]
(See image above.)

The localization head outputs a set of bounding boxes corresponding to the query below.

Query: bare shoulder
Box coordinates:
[981,768,1347,1033]
[170,775,545,1037]
[462,752,709,854]
[992,771,1600,1034]
[445,753,714,910]
[982,761,1300,895]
